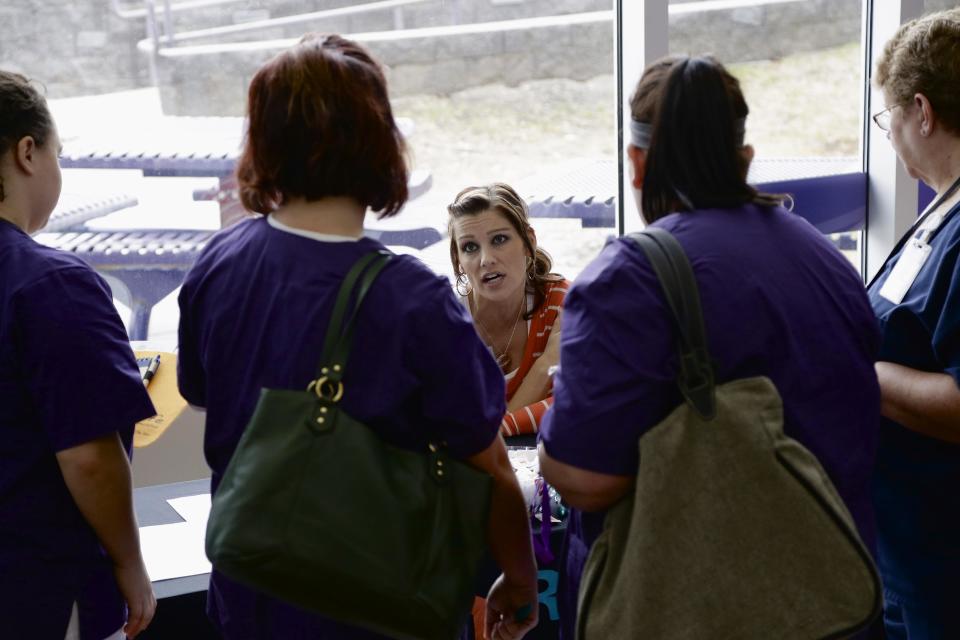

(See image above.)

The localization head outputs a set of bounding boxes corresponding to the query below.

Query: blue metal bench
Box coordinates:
[35,225,442,341]
[43,192,139,233]
[520,157,868,236]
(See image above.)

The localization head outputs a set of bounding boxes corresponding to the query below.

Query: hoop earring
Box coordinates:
[455,273,472,297]
[525,255,535,282]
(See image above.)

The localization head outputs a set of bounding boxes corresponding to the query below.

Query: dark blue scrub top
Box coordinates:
[868,200,960,602]
[0,219,155,639]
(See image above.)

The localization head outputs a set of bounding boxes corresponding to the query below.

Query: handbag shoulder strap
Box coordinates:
[314,250,392,386]
[627,228,715,419]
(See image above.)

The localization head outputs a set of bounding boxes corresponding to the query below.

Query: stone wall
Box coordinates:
[156,0,866,115]
[671,0,861,62]
[0,0,146,97]
[155,16,615,115]
[6,0,950,110]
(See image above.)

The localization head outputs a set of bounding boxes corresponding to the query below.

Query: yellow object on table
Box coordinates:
[134,350,188,448]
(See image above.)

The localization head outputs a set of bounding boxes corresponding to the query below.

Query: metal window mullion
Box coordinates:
[863,0,925,281]
[617,0,669,237]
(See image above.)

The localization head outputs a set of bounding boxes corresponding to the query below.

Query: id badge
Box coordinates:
[879,239,932,304]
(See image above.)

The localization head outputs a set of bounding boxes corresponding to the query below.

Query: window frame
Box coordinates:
[616,0,928,284]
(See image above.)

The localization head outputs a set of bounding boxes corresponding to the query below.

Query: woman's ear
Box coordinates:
[627,144,646,189]
[526,225,537,254]
[915,92,935,136]
[14,136,38,175]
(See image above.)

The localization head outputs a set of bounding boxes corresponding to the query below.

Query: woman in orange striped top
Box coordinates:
[448,183,569,436]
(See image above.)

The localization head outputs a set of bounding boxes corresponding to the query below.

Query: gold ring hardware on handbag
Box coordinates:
[306,376,344,403]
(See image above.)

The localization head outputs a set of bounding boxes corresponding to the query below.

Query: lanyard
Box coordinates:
[868,175,960,289]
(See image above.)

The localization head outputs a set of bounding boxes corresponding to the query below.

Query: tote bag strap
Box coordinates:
[627,228,715,419]
[313,250,392,389]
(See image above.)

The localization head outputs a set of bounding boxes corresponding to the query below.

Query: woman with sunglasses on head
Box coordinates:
[448,183,569,439]
[0,71,156,639]
[537,55,881,638]
[867,9,960,638]
[177,35,538,640]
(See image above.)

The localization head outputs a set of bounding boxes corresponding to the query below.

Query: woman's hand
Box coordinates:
[484,574,539,640]
[113,558,157,638]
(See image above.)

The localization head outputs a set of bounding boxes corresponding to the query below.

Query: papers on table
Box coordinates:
[508,447,541,513]
[139,493,211,582]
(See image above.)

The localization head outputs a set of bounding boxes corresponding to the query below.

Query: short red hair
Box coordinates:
[236,33,408,217]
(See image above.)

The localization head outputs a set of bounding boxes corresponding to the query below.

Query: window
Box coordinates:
[3,0,934,340]
[667,0,867,271]
[8,0,617,341]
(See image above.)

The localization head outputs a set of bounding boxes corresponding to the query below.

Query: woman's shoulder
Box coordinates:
[7,236,103,295]
[378,253,471,320]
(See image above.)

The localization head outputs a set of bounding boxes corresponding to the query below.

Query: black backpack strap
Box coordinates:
[627,228,716,419]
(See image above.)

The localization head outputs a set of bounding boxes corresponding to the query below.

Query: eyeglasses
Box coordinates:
[872,104,902,132]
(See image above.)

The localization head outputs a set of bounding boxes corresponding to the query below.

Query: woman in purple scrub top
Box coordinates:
[538,56,881,638]
[176,34,538,640]
[0,71,156,639]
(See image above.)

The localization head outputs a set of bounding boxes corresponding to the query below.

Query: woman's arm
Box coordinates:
[465,437,539,639]
[876,361,960,443]
[503,313,562,430]
[506,331,559,414]
[56,433,156,638]
[501,398,553,436]
[538,443,634,512]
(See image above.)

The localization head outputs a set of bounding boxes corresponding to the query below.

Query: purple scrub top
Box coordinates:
[177,216,505,639]
[540,204,881,639]
[0,219,155,639]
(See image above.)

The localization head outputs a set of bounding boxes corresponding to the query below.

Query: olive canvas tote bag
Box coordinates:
[576,228,881,640]
[206,251,494,640]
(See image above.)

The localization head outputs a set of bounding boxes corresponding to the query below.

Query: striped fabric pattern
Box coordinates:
[500,279,570,436]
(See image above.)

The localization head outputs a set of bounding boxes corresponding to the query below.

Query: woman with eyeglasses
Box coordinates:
[867,9,960,639]
[537,55,881,639]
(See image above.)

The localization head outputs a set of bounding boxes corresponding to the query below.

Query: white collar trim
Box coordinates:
[267,215,361,243]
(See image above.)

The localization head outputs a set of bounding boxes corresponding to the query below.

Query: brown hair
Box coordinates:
[630,55,782,224]
[236,33,408,217]
[447,183,560,320]
[0,71,53,201]
[875,8,960,135]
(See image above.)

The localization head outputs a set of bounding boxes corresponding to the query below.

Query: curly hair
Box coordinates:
[875,8,960,134]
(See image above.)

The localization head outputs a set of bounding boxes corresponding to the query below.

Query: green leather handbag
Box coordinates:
[206,250,494,640]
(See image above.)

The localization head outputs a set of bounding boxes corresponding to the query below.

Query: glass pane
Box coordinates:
[668,0,865,272]
[668,0,863,161]
[385,5,617,283]
[6,1,617,341]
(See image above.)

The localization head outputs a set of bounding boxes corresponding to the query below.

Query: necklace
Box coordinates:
[472,296,525,371]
